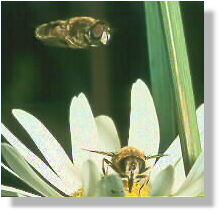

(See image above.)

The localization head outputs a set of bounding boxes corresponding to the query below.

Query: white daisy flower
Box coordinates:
[1,79,204,197]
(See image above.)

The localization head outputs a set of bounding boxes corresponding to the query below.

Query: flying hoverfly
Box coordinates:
[84,147,167,194]
[35,16,111,49]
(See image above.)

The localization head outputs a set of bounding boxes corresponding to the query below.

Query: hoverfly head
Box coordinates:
[86,21,111,46]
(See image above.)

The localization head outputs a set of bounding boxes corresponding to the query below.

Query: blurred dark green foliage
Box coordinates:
[1,1,203,192]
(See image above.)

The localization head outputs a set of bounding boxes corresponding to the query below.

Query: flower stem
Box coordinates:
[160,1,201,174]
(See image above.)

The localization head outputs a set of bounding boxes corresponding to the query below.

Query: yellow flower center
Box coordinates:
[123,181,151,197]
[70,188,84,197]
[70,181,151,197]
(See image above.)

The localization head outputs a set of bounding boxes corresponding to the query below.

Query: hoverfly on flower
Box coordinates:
[35,16,111,49]
[84,147,167,194]
[1,80,204,197]
[83,79,167,195]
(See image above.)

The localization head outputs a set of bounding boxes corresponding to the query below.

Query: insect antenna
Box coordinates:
[82,149,115,157]
[145,154,168,160]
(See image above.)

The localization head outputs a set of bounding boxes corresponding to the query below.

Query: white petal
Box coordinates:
[174,152,204,196]
[95,115,121,152]
[181,152,204,189]
[11,110,82,192]
[2,144,62,197]
[2,185,40,197]
[196,104,204,150]
[150,165,174,196]
[128,79,160,166]
[171,158,186,194]
[1,124,73,195]
[151,136,186,194]
[173,173,204,197]
[70,93,103,169]
[81,160,101,197]
[92,115,121,176]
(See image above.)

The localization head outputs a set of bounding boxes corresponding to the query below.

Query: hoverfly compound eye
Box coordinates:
[91,23,105,38]
[90,22,111,45]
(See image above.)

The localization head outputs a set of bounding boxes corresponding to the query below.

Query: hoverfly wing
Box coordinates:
[35,20,70,48]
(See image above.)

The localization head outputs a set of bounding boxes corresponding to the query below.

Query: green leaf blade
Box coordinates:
[144,1,177,153]
[160,1,202,174]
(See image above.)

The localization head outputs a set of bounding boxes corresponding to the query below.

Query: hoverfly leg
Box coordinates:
[138,175,150,196]
[143,166,151,173]
[103,158,123,177]
[102,158,112,176]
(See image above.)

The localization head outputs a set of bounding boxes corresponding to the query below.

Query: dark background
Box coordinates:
[1,1,203,192]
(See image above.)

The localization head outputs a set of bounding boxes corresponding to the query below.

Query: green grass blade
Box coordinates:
[160,1,201,174]
[144,1,177,153]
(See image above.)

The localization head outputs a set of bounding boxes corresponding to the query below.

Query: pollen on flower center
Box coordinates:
[123,181,151,197]
[70,188,84,197]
